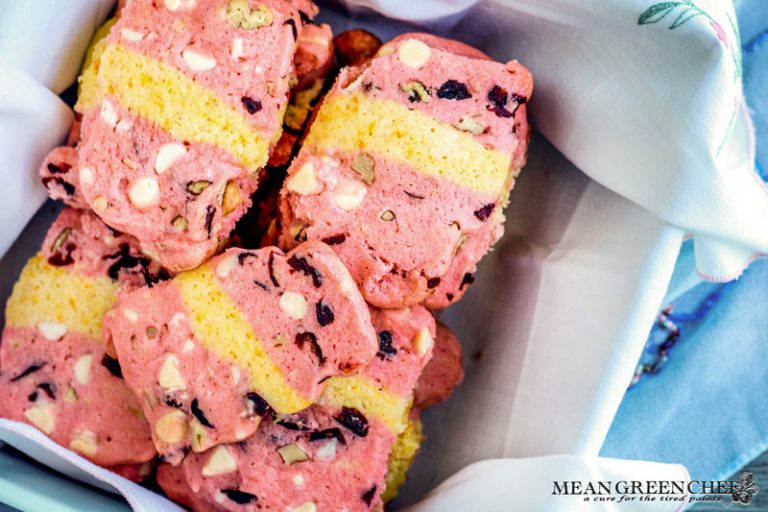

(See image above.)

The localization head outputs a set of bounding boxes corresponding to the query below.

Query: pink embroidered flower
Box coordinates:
[710,20,729,48]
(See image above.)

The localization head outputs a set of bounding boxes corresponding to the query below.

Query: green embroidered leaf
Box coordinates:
[637,2,683,25]
[669,8,702,29]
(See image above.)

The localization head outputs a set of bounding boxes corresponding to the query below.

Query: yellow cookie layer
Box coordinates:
[383,418,423,502]
[304,92,512,196]
[95,44,269,170]
[175,264,311,414]
[76,17,117,112]
[5,254,118,340]
[319,375,411,434]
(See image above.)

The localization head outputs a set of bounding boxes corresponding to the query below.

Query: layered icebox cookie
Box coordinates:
[0,209,161,468]
[52,0,310,271]
[156,305,435,511]
[104,242,377,464]
[279,33,533,308]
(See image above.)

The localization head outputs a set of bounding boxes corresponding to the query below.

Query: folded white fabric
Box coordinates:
[0,0,113,257]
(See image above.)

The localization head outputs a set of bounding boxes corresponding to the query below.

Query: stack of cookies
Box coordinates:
[1,1,532,510]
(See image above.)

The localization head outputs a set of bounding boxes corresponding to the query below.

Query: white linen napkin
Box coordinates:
[0,0,762,511]
[0,0,114,257]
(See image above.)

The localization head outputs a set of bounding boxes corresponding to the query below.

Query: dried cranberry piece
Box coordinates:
[204,206,216,238]
[334,407,369,437]
[164,396,183,409]
[361,485,377,506]
[241,96,262,115]
[191,398,215,429]
[309,427,346,444]
[427,277,441,289]
[295,332,326,365]
[473,203,495,222]
[237,251,257,265]
[27,391,38,402]
[221,489,257,505]
[268,251,280,287]
[436,80,471,100]
[48,243,76,267]
[47,162,70,174]
[42,177,75,196]
[37,382,56,399]
[459,273,475,291]
[283,18,298,40]
[287,255,323,287]
[101,354,123,378]
[246,392,274,417]
[275,417,310,431]
[376,331,397,360]
[487,85,526,118]
[315,301,334,326]
[10,362,47,382]
[321,234,346,245]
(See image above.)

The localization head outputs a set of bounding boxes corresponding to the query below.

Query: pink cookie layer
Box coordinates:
[365,307,435,397]
[105,243,377,463]
[279,33,532,308]
[110,0,301,135]
[279,151,501,308]
[182,407,394,512]
[41,208,167,285]
[414,322,464,410]
[0,326,156,467]
[77,101,258,271]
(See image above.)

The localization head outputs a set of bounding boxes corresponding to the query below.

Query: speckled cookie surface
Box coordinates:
[46,0,314,272]
[279,32,533,308]
[104,242,378,464]
[156,305,435,511]
[0,209,158,467]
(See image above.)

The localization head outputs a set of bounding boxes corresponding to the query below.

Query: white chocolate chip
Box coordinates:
[116,120,132,133]
[156,410,188,443]
[100,99,118,128]
[412,327,434,356]
[286,162,320,195]
[69,430,98,456]
[235,427,252,440]
[123,309,139,323]
[231,37,244,60]
[73,354,93,385]
[214,491,227,504]
[182,49,217,71]
[38,322,67,341]
[277,444,309,465]
[333,179,367,211]
[216,255,238,279]
[128,177,160,210]
[120,28,145,42]
[164,0,181,10]
[182,339,196,353]
[154,143,187,174]
[279,292,307,320]
[314,438,338,460]
[79,167,94,186]
[24,402,55,434]
[292,473,305,486]
[290,502,317,512]
[397,39,431,68]
[231,365,241,385]
[202,445,237,476]
[158,354,186,391]
[93,196,108,212]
